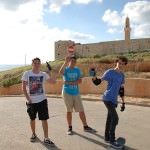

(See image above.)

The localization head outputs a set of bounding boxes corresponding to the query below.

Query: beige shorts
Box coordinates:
[62,91,84,112]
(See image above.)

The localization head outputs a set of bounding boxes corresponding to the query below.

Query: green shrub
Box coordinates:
[2,77,21,87]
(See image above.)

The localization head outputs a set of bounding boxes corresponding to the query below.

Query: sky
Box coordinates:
[0,0,150,65]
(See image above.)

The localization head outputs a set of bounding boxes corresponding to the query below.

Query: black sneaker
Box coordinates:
[44,138,55,147]
[67,127,73,135]
[110,141,122,149]
[30,133,37,142]
[84,126,96,132]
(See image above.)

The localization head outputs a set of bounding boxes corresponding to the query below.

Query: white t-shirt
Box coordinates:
[22,70,50,103]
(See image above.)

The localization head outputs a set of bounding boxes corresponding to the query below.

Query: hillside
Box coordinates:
[0,51,150,87]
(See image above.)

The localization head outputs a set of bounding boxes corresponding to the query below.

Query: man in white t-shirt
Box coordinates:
[22,57,56,146]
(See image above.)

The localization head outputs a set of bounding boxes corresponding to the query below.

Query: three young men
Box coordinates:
[22,55,127,149]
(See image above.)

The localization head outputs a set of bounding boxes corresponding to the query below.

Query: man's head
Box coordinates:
[69,54,77,68]
[32,57,41,70]
[115,56,128,70]
[116,56,128,65]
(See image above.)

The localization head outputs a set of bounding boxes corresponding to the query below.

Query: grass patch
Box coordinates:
[0,51,150,87]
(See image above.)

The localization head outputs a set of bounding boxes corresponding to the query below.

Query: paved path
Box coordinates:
[0,97,150,150]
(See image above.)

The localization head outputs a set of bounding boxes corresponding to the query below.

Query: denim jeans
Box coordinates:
[104,101,119,142]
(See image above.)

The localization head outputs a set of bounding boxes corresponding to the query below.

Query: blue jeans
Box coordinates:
[104,101,119,142]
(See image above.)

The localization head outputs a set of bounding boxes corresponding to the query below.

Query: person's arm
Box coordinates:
[119,84,125,111]
[64,77,82,85]
[46,71,56,84]
[22,81,32,104]
[45,61,56,84]
[59,56,70,75]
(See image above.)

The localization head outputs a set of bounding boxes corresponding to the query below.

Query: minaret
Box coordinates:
[124,17,131,41]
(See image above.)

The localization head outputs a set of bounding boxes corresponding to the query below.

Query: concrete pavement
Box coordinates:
[0,97,150,150]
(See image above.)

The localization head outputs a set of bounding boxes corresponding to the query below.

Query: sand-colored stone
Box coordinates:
[0,78,150,98]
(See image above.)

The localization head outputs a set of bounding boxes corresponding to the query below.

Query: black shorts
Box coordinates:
[26,99,49,120]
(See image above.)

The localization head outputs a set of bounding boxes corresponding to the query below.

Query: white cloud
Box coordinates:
[0,0,95,64]
[0,0,31,10]
[102,9,123,26]
[107,28,122,34]
[49,0,103,13]
[134,24,150,38]
[73,0,97,4]
[122,0,150,38]
[49,0,71,14]
[122,1,150,24]
[102,1,150,38]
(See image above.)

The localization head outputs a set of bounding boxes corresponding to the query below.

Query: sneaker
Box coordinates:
[30,133,37,142]
[110,141,123,149]
[84,126,96,132]
[44,138,55,147]
[67,127,73,135]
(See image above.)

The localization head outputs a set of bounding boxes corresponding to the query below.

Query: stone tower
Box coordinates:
[124,16,131,41]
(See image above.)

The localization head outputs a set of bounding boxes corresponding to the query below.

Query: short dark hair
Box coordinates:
[116,56,128,65]
[32,57,41,63]
[70,54,77,60]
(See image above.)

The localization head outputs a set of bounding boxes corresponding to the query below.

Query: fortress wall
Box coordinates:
[0,78,150,98]
[76,41,129,57]
[129,38,150,52]
[55,38,150,60]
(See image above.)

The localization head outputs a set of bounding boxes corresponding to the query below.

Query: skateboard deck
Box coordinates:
[108,137,126,150]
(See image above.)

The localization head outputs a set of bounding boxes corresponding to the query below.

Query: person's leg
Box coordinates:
[30,120,36,134]
[67,112,72,126]
[26,103,37,142]
[73,95,86,126]
[38,100,49,138]
[104,111,111,141]
[42,119,55,146]
[38,100,55,146]
[42,120,48,138]
[104,101,118,142]
[74,95,95,132]
[109,107,118,142]
[62,91,73,134]
[79,112,87,126]
[67,112,73,134]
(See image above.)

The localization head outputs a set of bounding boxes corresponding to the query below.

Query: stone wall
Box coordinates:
[55,38,150,60]
[0,78,150,98]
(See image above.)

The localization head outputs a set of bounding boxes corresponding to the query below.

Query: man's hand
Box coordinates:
[89,68,96,76]
[120,102,125,112]
[27,99,32,104]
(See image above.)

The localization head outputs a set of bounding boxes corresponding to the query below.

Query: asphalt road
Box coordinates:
[0,97,149,150]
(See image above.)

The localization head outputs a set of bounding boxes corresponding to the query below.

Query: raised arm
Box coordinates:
[59,56,70,75]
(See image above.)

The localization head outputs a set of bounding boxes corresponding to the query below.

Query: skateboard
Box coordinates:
[108,137,126,150]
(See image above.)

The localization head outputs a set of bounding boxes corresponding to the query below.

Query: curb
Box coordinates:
[0,95,149,107]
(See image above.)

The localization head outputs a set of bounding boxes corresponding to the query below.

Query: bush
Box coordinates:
[2,77,21,87]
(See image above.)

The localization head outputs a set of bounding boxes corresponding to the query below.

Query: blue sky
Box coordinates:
[0,0,150,64]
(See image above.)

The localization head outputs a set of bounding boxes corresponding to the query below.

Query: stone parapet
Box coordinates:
[0,78,150,98]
